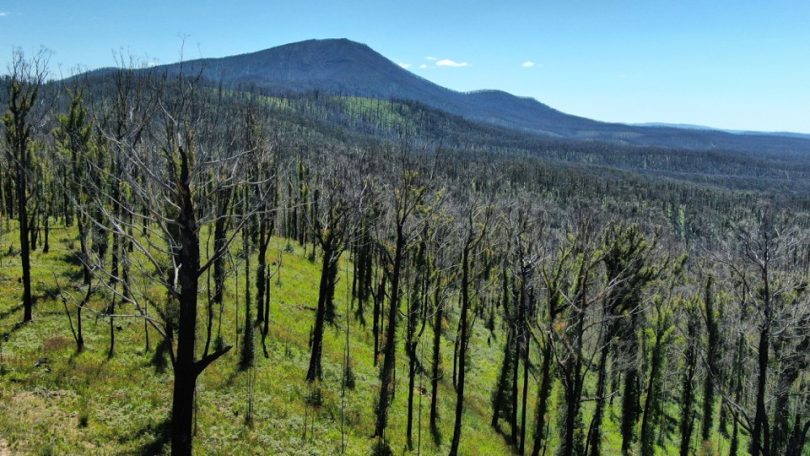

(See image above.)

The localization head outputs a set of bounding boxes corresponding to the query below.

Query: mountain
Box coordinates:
[139,38,810,154]
[637,122,810,139]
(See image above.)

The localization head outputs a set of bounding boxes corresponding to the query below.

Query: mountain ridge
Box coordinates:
[75,38,810,154]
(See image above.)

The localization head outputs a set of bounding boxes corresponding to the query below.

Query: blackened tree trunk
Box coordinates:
[3,60,40,323]
[256,222,268,326]
[429,273,444,441]
[556,235,595,456]
[78,214,91,285]
[449,242,472,456]
[770,332,810,454]
[372,270,385,366]
[373,223,405,441]
[518,268,531,455]
[752,311,771,455]
[306,243,338,381]
[640,309,672,456]
[256,176,276,356]
[239,222,254,371]
[210,172,234,349]
[530,338,552,456]
[678,302,699,456]
[297,160,308,246]
[108,141,123,358]
[16,143,32,323]
[620,311,642,456]
[371,168,426,452]
[171,152,205,455]
[406,235,428,449]
[42,200,49,253]
[701,276,719,443]
[449,205,490,456]
[510,290,520,444]
[305,189,346,382]
[492,326,516,430]
[492,268,516,434]
[212,191,232,309]
[587,336,610,456]
[169,143,232,456]
[785,416,810,456]
[728,294,748,456]
[353,216,373,325]
[519,333,530,455]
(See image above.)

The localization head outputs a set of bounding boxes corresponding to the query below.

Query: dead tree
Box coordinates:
[86,72,272,455]
[372,162,426,453]
[449,201,493,456]
[2,49,47,323]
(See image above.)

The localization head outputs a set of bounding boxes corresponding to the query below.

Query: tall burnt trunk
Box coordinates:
[17,161,32,322]
[171,153,203,456]
[307,243,334,382]
[449,244,471,456]
[373,223,405,441]
[429,277,443,441]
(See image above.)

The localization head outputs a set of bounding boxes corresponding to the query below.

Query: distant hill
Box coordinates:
[82,38,810,155]
[637,122,810,139]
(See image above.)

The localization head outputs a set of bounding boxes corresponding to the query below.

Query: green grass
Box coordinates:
[0,221,749,455]
[0,222,516,455]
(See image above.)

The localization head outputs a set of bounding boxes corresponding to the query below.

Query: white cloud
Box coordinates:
[436,58,470,68]
[521,60,536,68]
[419,64,428,69]
[426,56,438,61]
[397,62,412,69]
[0,12,8,17]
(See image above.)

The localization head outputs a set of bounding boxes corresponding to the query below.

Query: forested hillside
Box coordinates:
[79,39,810,156]
[137,38,810,156]
[1,50,809,456]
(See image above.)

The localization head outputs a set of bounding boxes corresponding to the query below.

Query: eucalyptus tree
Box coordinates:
[428,209,454,443]
[306,163,352,382]
[489,202,542,454]
[587,224,663,456]
[678,296,701,456]
[405,223,430,449]
[491,260,518,437]
[350,185,377,326]
[2,49,47,323]
[252,131,278,357]
[384,177,444,449]
[701,275,720,445]
[83,71,273,455]
[541,219,605,456]
[98,61,156,357]
[372,150,427,453]
[51,89,96,352]
[54,90,93,285]
[639,255,685,456]
[449,199,494,456]
[720,207,810,456]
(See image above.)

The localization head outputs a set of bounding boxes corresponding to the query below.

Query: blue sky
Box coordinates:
[1,0,809,133]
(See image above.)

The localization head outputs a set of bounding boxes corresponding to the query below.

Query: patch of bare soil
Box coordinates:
[0,437,10,456]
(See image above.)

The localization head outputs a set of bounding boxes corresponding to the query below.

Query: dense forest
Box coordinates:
[1,50,809,456]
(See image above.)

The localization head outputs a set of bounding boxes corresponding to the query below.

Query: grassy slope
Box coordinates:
[0,223,517,455]
[0,223,744,455]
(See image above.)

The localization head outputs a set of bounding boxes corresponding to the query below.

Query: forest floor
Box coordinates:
[0,224,519,455]
[0,223,740,455]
